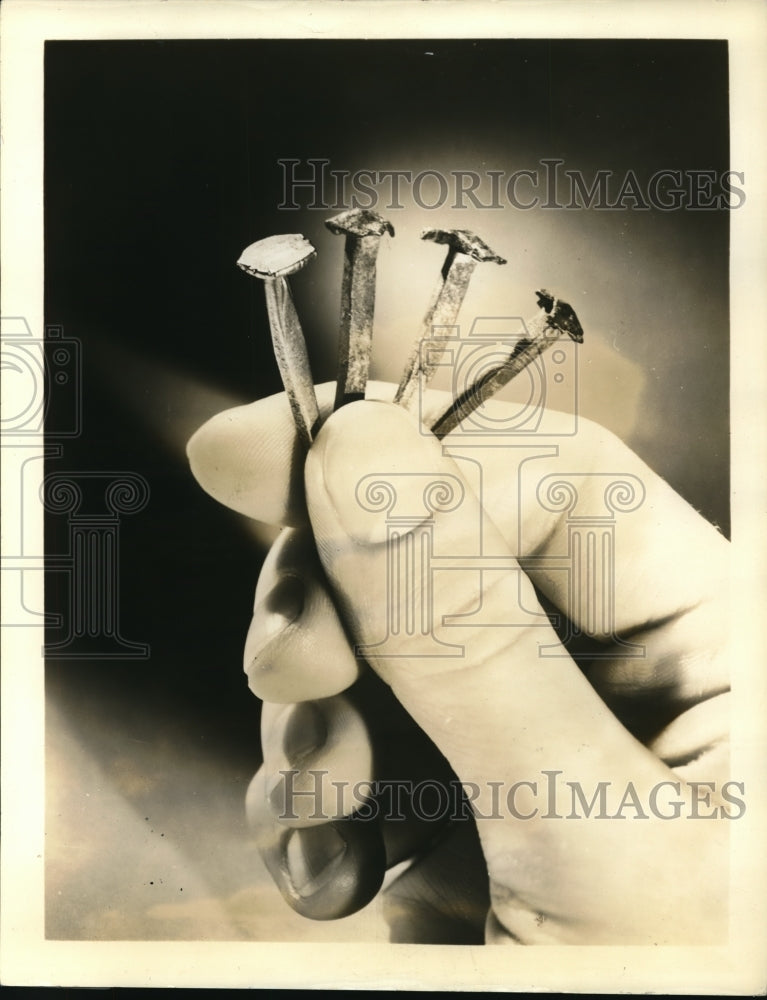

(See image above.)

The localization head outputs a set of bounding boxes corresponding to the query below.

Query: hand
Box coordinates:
[187,381,731,944]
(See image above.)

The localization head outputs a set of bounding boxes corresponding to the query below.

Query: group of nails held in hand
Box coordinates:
[187,209,730,944]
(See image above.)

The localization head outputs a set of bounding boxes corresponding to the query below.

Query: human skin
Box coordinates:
[187,381,730,944]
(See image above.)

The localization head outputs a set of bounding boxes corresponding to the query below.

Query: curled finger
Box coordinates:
[244,526,361,703]
[246,766,386,920]
[260,695,375,827]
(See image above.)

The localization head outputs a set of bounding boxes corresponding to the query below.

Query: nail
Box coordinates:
[284,825,347,897]
[325,208,394,411]
[282,701,327,766]
[243,574,305,670]
[267,767,327,821]
[263,573,305,625]
[394,228,506,410]
[430,289,584,440]
[237,234,320,447]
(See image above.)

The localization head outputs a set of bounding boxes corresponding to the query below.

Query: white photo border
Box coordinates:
[1,0,766,991]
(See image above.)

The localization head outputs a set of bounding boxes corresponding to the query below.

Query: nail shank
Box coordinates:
[430,290,584,440]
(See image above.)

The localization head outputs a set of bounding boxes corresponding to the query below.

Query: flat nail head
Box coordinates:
[421,228,506,264]
[325,209,395,239]
[237,234,319,447]
[237,234,317,279]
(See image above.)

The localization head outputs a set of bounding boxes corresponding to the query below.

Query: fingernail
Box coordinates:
[310,401,449,546]
[282,701,327,765]
[284,825,347,897]
[267,762,327,821]
[244,574,305,667]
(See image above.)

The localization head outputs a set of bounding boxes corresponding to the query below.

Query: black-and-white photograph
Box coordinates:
[2,0,766,991]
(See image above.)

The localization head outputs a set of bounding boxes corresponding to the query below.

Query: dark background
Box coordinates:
[43,39,730,939]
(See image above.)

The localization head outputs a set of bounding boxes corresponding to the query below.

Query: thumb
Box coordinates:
[304,401,727,944]
[305,400,649,794]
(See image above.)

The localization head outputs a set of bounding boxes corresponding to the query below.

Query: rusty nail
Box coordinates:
[237,233,320,447]
[393,228,506,410]
[325,209,394,410]
[430,289,584,440]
